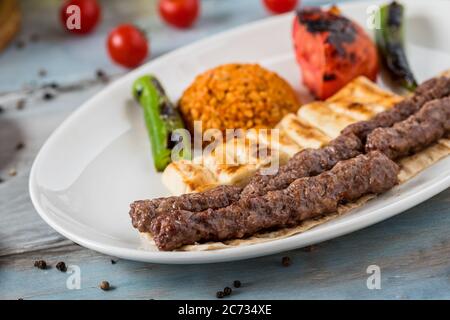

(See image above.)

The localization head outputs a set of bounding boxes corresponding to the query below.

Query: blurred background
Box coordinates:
[0,0,342,91]
[1,0,342,257]
[2,0,450,301]
[0,0,339,192]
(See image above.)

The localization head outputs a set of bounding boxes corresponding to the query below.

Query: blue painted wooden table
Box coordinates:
[1,0,449,300]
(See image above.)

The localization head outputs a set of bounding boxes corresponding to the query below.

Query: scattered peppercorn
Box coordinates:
[49,82,59,89]
[16,142,25,150]
[43,92,54,100]
[281,256,291,267]
[38,69,47,77]
[0,105,4,113]
[233,280,241,288]
[16,40,25,49]
[18,298,23,300]
[96,69,105,78]
[43,82,59,90]
[111,259,117,264]
[96,69,109,83]
[16,99,26,110]
[216,291,225,299]
[34,260,47,270]
[30,33,40,42]
[8,168,17,177]
[301,245,317,253]
[56,261,67,272]
[100,281,110,291]
[0,178,4,184]
[224,287,232,296]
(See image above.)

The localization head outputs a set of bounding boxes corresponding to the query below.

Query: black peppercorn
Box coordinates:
[56,261,67,272]
[96,69,109,82]
[0,105,4,113]
[100,281,110,291]
[233,280,241,288]
[34,260,47,270]
[216,291,225,298]
[30,33,40,42]
[43,92,54,100]
[224,287,232,296]
[16,142,25,150]
[301,245,317,253]
[44,82,59,90]
[16,40,25,49]
[96,69,105,78]
[111,259,117,264]
[282,256,291,267]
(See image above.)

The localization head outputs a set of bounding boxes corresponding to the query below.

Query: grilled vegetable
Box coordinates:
[293,7,378,100]
[133,75,191,172]
[375,1,417,91]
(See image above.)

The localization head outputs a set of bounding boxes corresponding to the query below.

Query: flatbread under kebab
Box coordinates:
[141,139,449,252]
[135,74,450,251]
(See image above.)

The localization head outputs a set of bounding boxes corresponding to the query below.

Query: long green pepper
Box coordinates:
[133,75,191,172]
[375,1,418,91]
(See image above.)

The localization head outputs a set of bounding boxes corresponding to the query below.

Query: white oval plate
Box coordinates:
[30,0,450,264]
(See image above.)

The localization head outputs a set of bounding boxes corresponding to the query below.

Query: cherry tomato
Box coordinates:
[158,0,200,29]
[263,0,299,14]
[107,24,149,68]
[60,0,101,35]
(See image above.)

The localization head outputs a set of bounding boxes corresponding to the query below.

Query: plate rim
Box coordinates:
[29,0,450,264]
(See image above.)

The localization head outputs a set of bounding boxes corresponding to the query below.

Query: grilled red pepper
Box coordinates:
[293,7,378,100]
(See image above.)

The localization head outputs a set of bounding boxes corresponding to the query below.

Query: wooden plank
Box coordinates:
[0,0,268,93]
[0,0,449,300]
[0,0,336,258]
[1,190,449,299]
[0,0,340,93]
[0,81,108,256]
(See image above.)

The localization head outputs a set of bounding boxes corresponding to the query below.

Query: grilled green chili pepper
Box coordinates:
[133,75,191,172]
[375,1,417,91]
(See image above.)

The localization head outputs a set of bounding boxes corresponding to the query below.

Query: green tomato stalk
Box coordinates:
[375,1,418,91]
[133,75,191,172]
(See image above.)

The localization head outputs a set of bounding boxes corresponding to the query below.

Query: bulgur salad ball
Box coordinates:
[179,64,300,133]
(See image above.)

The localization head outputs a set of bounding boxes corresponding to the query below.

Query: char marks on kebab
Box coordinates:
[139,88,450,250]
[129,76,450,241]
[151,151,399,251]
[128,2,450,251]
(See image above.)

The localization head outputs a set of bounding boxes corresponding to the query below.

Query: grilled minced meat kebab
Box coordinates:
[151,151,399,251]
[130,76,450,234]
[342,76,450,140]
[242,76,450,198]
[130,133,361,233]
[130,185,243,233]
[366,97,450,159]
[148,93,450,250]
